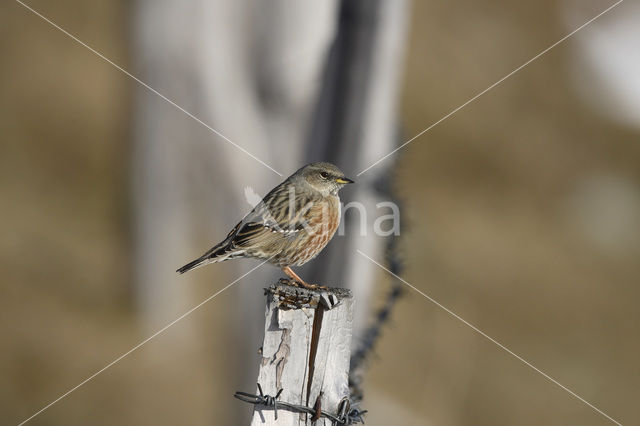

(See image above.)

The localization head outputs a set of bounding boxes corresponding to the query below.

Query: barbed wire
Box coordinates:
[349,169,407,403]
[234,383,367,424]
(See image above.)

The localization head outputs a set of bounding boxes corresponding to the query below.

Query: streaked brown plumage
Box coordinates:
[177,162,354,289]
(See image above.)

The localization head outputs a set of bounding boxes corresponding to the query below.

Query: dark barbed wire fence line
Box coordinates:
[234,384,367,425]
[349,164,407,404]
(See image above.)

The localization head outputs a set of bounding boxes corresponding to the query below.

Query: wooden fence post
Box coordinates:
[250,279,354,425]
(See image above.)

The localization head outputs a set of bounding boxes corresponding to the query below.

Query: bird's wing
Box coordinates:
[232,184,317,249]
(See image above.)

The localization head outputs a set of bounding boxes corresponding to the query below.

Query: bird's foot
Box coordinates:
[297,281,328,291]
[281,278,327,291]
[281,267,327,291]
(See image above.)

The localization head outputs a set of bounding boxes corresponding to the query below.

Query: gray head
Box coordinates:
[292,162,354,196]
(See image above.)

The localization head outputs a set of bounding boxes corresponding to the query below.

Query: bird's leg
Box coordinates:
[281,266,327,290]
[281,266,307,287]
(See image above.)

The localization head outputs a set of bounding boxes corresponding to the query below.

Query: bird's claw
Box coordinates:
[282,279,327,291]
[299,282,328,291]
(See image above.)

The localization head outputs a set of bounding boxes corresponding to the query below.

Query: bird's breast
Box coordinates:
[289,196,340,266]
[307,197,340,236]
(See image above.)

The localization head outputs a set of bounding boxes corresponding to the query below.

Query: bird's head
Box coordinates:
[296,162,354,196]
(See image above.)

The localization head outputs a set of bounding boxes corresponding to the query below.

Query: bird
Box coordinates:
[177,162,354,289]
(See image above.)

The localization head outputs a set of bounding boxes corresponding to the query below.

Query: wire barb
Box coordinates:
[234,384,367,424]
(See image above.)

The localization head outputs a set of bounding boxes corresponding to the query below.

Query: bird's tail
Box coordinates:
[176,256,211,274]
[176,241,245,274]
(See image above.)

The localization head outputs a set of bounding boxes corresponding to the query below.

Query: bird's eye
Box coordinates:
[320,172,329,179]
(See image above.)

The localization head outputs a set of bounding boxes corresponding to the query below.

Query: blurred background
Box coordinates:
[2,0,639,425]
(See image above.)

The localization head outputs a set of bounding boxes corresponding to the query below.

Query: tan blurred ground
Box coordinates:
[2,1,639,425]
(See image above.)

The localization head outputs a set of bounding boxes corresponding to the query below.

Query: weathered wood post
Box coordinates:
[249,279,354,425]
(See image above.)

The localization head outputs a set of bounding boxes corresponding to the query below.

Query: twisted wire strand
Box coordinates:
[234,383,367,425]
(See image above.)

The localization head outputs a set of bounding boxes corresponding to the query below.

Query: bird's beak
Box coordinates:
[335,177,354,184]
